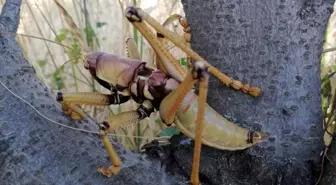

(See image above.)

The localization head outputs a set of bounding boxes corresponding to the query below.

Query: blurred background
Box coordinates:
[1,0,336,152]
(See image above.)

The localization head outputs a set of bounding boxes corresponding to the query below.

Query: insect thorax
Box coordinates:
[128,64,180,110]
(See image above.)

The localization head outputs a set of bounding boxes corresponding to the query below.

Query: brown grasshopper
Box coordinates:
[50,3,268,185]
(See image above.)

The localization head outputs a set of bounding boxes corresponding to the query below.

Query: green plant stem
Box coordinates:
[63,72,91,86]
[74,65,94,86]
[71,62,79,91]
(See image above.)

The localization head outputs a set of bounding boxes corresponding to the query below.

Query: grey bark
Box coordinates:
[167,0,335,185]
[0,1,187,185]
[1,0,336,185]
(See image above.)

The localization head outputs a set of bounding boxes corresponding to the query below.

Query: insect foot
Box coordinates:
[97,129,122,177]
[191,61,209,79]
[125,6,141,22]
[56,92,85,120]
[97,165,120,177]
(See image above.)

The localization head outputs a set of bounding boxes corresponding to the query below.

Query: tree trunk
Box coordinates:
[1,0,336,185]
[0,1,186,184]
[167,0,335,185]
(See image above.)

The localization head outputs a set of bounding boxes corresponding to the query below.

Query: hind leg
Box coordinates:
[97,100,154,177]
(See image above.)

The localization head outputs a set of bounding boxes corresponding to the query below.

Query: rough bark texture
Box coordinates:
[0,1,187,185]
[162,0,335,185]
[1,0,336,185]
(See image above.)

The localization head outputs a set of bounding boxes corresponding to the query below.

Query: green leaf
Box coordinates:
[69,43,81,63]
[158,127,180,137]
[155,119,163,124]
[53,75,64,89]
[52,65,65,89]
[60,28,69,34]
[83,25,96,45]
[37,60,47,68]
[96,22,108,28]
[55,33,67,42]
[86,25,95,37]
[54,28,71,43]
[53,59,73,77]
[53,65,65,78]
[179,57,187,66]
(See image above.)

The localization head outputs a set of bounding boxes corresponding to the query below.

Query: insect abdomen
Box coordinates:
[173,91,264,150]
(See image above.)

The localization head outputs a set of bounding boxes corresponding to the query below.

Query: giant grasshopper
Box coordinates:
[16,2,269,185]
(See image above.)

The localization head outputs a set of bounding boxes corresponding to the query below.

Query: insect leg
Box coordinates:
[155,14,191,71]
[190,62,209,185]
[179,17,192,68]
[161,14,192,69]
[159,72,197,125]
[98,131,122,177]
[97,100,154,177]
[159,60,209,185]
[126,37,141,60]
[125,7,187,83]
[127,6,261,97]
[155,15,183,73]
[56,92,130,120]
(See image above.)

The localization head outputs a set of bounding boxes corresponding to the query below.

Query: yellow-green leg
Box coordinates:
[125,6,261,97]
[56,91,130,120]
[157,61,210,185]
[190,65,209,185]
[97,100,154,177]
[98,130,122,177]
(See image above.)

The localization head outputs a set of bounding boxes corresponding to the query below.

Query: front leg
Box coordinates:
[56,91,130,120]
[157,61,211,185]
[97,100,154,177]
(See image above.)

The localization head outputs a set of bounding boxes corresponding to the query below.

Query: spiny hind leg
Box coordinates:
[56,91,130,120]
[160,14,191,50]
[178,16,192,67]
[97,100,154,177]
[156,14,185,73]
[126,7,187,82]
[158,14,192,70]
[125,6,261,97]
[126,37,141,60]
